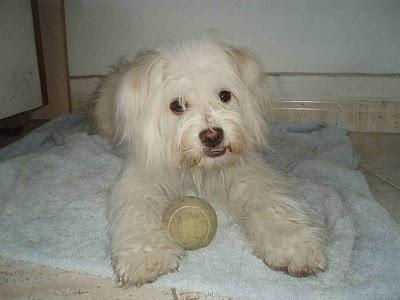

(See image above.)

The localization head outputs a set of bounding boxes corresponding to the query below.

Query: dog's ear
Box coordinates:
[223,45,271,114]
[115,50,169,171]
[223,44,271,149]
[227,47,264,84]
[115,50,163,144]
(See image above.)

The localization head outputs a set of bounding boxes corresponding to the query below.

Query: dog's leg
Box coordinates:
[228,161,327,277]
[108,166,185,286]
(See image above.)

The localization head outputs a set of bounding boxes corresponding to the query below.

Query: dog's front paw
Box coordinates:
[112,244,186,287]
[254,229,327,277]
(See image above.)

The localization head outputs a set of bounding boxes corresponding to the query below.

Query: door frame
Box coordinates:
[31,0,71,119]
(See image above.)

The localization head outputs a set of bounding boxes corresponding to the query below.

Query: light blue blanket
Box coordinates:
[1,114,399,299]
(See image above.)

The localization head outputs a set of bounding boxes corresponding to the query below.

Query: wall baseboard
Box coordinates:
[267,73,400,103]
[271,100,399,133]
[70,74,400,133]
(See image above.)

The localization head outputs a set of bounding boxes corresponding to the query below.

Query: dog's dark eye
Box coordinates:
[218,90,231,103]
[170,99,185,114]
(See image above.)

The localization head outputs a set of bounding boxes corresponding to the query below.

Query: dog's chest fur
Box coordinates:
[153,168,231,206]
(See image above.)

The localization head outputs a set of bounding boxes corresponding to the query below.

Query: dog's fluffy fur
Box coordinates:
[93,40,327,286]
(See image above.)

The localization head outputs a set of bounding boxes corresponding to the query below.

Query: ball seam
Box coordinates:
[166,205,211,247]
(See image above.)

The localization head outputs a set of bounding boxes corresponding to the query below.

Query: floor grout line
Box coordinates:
[362,167,400,191]
[171,288,179,300]
[362,165,400,172]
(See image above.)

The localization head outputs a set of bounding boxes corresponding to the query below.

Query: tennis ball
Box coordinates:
[163,196,218,250]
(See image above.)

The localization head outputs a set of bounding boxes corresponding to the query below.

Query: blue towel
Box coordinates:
[1,114,399,299]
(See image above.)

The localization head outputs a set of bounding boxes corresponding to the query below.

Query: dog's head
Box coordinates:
[115,40,270,172]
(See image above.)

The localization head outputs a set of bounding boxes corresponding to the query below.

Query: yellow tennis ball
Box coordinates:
[163,196,218,250]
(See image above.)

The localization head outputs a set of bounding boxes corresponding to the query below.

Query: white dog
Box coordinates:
[93,40,327,286]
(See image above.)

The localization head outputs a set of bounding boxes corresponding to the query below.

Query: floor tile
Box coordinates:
[0,257,174,300]
[369,167,400,190]
[371,189,400,223]
[363,172,400,223]
[364,172,397,195]
[350,132,400,170]
[176,290,232,300]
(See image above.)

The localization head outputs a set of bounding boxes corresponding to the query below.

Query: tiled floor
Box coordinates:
[350,132,400,222]
[0,128,399,299]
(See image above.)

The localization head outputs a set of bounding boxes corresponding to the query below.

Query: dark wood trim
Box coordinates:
[30,0,48,106]
[60,0,72,113]
[31,0,71,119]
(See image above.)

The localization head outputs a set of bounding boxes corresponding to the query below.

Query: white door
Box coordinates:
[0,0,43,120]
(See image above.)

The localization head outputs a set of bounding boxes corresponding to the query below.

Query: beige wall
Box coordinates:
[65,0,400,76]
[66,0,400,132]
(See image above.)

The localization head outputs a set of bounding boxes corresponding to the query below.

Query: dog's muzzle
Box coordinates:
[199,128,227,158]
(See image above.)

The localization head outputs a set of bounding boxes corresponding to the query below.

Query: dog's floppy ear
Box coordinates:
[115,50,163,144]
[223,44,271,149]
[115,50,169,171]
[223,45,271,116]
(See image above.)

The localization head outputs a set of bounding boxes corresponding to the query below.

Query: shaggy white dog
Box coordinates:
[93,40,327,286]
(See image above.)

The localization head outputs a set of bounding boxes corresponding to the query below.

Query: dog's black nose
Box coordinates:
[199,127,224,147]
